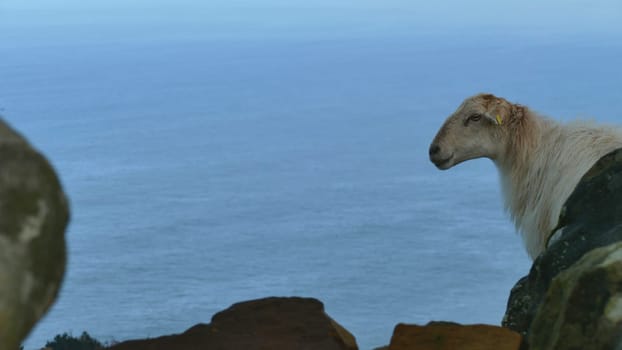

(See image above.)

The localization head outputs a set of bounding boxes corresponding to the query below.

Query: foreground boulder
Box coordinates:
[0,120,69,350]
[503,148,622,342]
[108,297,357,350]
[529,242,622,350]
[387,322,521,350]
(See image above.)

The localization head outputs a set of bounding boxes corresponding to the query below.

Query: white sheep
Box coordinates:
[429,93,622,260]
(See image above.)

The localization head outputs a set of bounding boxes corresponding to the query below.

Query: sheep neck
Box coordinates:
[494,113,563,259]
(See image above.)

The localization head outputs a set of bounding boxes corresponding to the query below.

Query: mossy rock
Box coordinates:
[0,120,70,349]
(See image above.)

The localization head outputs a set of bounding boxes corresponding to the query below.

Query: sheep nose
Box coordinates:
[429,144,441,157]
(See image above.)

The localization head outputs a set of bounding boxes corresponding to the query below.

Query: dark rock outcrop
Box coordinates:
[387,322,521,350]
[107,297,358,350]
[528,242,622,350]
[0,119,70,350]
[503,149,622,343]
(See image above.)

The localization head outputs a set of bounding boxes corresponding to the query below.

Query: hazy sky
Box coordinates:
[1,0,621,42]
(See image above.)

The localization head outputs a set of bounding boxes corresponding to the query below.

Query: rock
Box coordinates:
[387,322,522,350]
[529,242,622,350]
[107,297,358,350]
[0,120,69,350]
[503,148,622,342]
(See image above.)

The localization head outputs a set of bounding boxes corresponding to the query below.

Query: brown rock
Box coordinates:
[388,322,522,350]
[108,297,357,350]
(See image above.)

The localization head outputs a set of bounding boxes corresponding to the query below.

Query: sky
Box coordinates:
[1,0,621,43]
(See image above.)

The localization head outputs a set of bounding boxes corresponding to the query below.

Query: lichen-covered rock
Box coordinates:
[388,322,521,350]
[107,297,358,350]
[529,242,622,350]
[503,148,622,343]
[0,119,69,350]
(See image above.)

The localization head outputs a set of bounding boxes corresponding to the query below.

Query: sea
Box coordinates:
[1,3,622,349]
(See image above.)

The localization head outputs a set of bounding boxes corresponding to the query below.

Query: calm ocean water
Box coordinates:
[1,6,621,348]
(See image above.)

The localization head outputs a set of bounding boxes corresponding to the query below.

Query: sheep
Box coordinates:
[429,93,622,260]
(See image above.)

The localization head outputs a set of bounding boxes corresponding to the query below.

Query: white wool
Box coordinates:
[496,117,622,259]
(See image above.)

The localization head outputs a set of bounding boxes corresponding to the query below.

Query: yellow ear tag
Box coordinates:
[496,114,503,125]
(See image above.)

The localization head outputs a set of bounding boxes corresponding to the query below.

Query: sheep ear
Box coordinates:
[495,114,504,125]
[483,113,504,125]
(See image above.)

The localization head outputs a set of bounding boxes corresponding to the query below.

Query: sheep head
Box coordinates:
[429,93,520,169]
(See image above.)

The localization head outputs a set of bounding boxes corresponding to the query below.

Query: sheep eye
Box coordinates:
[464,113,482,126]
[469,114,482,122]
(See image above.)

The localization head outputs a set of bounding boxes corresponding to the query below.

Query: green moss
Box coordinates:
[44,332,105,350]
